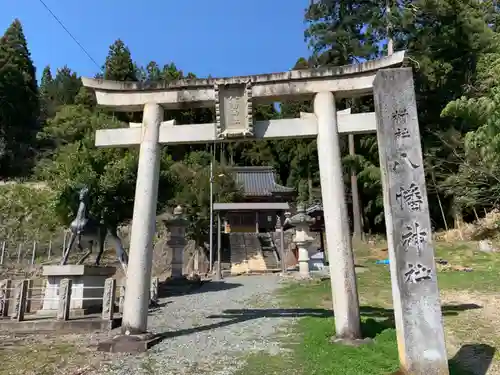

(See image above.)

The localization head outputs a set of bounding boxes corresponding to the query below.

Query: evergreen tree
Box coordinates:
[52,66,82,107]
[74,86,96,108]
[0,19,39,177]
[103,39,137,81]
[146,61,161,81]
[303,0,500,231]
[40,66,53,97]
[39,65,54,124]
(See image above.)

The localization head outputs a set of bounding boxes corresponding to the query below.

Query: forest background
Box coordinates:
[1,0,500,248]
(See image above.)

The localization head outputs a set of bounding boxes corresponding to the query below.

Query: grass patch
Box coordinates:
[236,352,297,375]
[238,240,499,375]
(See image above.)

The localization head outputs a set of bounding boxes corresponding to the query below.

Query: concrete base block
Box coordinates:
[40,265,116,314]
[36,308,87,318]
[97,333,161,353]
[0,316,121,333]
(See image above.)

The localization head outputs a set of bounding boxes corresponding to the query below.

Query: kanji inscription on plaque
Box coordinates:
[215,82,253,139]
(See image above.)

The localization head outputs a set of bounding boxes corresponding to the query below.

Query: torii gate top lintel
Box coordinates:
[86,52,408,148]
[82,50,407,112]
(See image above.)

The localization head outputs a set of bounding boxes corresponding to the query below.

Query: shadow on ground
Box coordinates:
[359,303,482,323]
[154,302,481,343]
[158,280,243,298]
[448,344,496,375]
[155,308,331,342]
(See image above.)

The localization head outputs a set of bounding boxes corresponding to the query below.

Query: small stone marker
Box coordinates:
[11,280,28,321]
[57,278,72,321]
[102,278,116,321]
[374,68,449,374]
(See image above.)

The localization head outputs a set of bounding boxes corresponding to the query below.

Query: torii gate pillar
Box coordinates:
[315,92,362,341]
[122,103,162,334]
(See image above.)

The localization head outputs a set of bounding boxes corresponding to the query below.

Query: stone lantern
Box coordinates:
[161,205,189,279]
[283,211,292,228]
[289,204,315,278]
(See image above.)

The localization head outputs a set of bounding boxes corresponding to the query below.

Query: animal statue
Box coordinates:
[60,186,128,272]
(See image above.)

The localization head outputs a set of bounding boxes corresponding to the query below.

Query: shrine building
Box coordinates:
[222,166,296,233]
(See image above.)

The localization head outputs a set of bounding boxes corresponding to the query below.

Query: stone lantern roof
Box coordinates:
[289,203,316,226]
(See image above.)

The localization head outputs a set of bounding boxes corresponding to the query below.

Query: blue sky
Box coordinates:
[1,0,312,81]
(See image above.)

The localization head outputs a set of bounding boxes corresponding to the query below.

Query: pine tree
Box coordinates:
[103,39,137,81]
[38,66,54,125]
[0,19,39,177]
[52,66,82,107]
[146,61,161,81]
[40,66,53,98]
[74,86,96,108]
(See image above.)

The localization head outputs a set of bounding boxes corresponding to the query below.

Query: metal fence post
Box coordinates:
[16,243,22,264]
[0,279,11,317]
[0,242,5,265]
[48,239,52,260]
[31,241,36,265]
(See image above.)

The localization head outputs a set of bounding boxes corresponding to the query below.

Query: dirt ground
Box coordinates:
[441,290,500,375]
[0,330,122,375]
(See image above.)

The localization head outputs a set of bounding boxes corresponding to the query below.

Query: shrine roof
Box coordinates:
[230,166,295,197]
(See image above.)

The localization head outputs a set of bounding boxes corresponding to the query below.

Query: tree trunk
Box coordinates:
[431,170,448,231]
[307,172,314,205]
[349,133,363,241]
[386,0,394,55]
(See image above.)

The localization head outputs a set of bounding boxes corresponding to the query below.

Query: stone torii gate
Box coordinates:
[84,51,449,374]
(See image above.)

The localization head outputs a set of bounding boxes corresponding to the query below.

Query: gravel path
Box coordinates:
[101,275,293,375]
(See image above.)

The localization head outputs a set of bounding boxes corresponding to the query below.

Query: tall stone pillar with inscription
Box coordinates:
[163,205,188,279]
[374,68,448,375]
[122,102,163,335]
[314,91,362,342]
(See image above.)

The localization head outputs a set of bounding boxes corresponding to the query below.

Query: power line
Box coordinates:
[37,0,102,71]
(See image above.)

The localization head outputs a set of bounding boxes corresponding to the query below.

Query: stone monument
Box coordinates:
[374,68,448,374]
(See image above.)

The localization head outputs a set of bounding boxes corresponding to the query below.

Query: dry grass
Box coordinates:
[0,332,123,375]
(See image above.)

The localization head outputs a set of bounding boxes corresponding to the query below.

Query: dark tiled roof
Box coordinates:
[230,166,295,196]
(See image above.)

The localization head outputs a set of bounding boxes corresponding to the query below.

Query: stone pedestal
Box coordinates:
[289,205,315,278]
[39,265,116,315]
